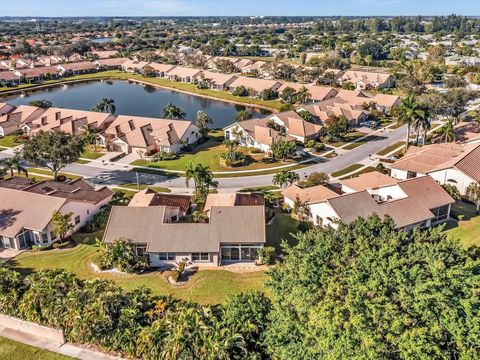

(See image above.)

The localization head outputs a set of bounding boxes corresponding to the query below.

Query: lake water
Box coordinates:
[90,37,113,43]
[3,80,269,128]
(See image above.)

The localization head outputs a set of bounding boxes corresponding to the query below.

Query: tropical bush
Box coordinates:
[31,244,52,251]
[257,246,276,265]
[232,85,248,97]
[83,206,111,232]
[150,151,178,162]
[219,151,248,167]
[98,238,149,273]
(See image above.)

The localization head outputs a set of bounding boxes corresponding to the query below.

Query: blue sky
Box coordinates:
[1,0,479,17]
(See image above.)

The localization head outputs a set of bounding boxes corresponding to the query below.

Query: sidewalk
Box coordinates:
[0,326,123,360]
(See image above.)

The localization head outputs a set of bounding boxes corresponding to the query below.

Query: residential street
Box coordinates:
[0,124,407,192]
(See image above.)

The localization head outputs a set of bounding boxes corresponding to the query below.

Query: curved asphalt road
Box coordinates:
[0,125,406,193]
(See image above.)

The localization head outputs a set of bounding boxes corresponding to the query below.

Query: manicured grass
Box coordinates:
[266,211,300,253]
[0,337,71,360]
[389,122,404,129]
[446,201,480,249]
[327,131,367,148]
[342,135,381,150]
[119,183,171,193]
[0,135,21,148]
[376,141,406,156]
[132,135,297,173]
[239,185,280,192]
[80,150,104,160]
[76,159,91,164]
[9,243,266,305]
[28,168,82,180]
[339,166,377,180]
[331,163,364,178]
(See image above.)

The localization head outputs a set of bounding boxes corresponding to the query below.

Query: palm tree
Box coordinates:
[92,98,116,113]
[223,139,239,161]
[439,118,456,143]
[163,102,186,120]
[273,170,299,189]
[395,95,425,151]
[80,123,99,151]
[0,156,28,177]
[413,109,431,145]
[185,162,218,203]
[466,182,480,214]
[296,86,311,105]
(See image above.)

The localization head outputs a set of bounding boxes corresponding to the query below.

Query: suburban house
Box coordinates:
[390,143,480,194]
[0,105,46,136]
[277,83,338,103]
[227,77,282,97]
[14,66,60,82]
[0,71,21,86]
[94,57,129,70]
[165,66,203,83]
[335,89,401,112]
[57,61,96,76]
[91,50,120,59]
[121,59,149,73]
[224,118,297,152]
[200,71,238,90]
[128,189,192,221]
[102,115,200,155]
[338,70,395,90]
[0,102,16,116]
[22,107,115,137]
[268,110,323,142]
[102,193,266,266]
[298,103,368,126]
[235,59,255,71]
[0,178,113,250]
[282,172,454,232]
[241,61,267,76]
[203,192,265,215]
[146,62,176,77]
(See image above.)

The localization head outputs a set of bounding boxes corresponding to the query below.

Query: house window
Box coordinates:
[41,233,49,244]
[407,171,417,179]
[192,253,210,262]
[447,179,458,184]
[316,215,323,227]
[74,216,80,225]
[136,245,147,257]
[170,215,178,222]
[158,253,175,261]
[220,244,262,261]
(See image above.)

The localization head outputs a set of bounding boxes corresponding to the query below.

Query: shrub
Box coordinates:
[151,151,178,162]
[220,151,248,167]
[52,241,70,249]
[249,147,263,154]
[279,103,294,112]
[260,88,279,100]
[99,238,149,273]
[171,270,181,282]
[257,246,276,265]
[32,244,51,251]
[297,220,313,232]
[233,86,248,97]
[305,172,329,187]
[83,206,111,233]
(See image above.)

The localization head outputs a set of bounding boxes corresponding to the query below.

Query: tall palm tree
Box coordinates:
[92,98,116,113]
[296,86,311,105]
[185,162,218,203]
[223,139,239,161]
[395,95,425,151]
[439,118,456,143]
[413,109,431,145]
[0,156,28,177]
[466,182,480,214]
[163,102,187,120]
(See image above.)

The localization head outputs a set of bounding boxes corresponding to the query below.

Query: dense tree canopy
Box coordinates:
[265,215,480,359]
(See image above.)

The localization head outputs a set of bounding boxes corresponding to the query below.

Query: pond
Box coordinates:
[90,37,113,43]
[3,80,269,128]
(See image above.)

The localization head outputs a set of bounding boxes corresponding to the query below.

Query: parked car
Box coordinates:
[362,120,379,129]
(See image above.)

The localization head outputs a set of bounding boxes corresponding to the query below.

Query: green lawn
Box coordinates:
[9,241,266,305]
[80,150,104,160]
[0,135,21,148]
[377,141,406,156]
[0,337,71,360]
[342,135,381,150]
[266,211,300,253]
[132,133,299,173]
[118,183,171,193]
[239,185,280,192]
[327,131,367,148]
[446,201,480,249]
[331,163,364,178]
